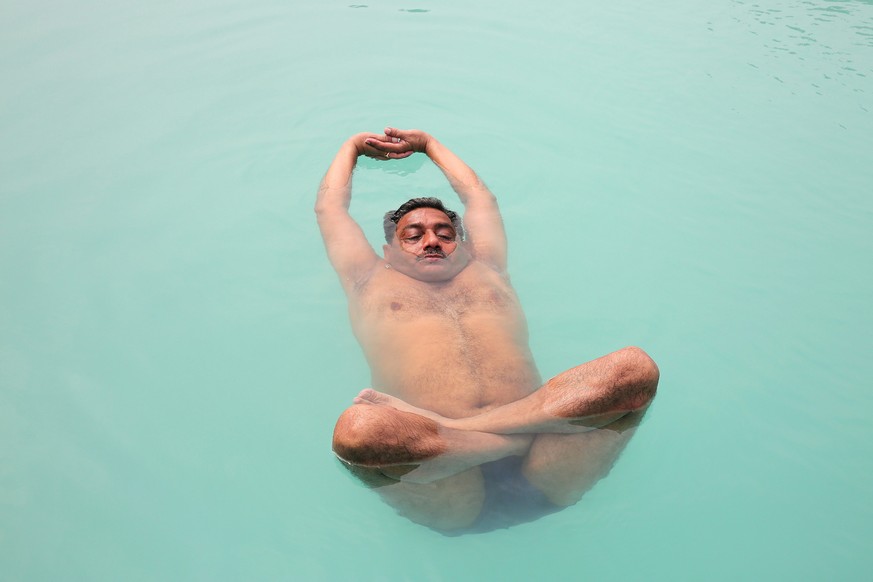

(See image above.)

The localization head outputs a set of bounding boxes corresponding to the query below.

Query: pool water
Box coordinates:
[2,0,872,579]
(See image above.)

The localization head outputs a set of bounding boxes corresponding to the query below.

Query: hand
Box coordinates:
[384,127,432,153]
[351,132,414,161]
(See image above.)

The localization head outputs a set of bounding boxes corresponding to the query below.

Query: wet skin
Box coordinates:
[382,208,471,283]
[318,129,659,531]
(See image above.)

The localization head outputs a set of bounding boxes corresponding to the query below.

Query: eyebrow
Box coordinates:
[400,221,455,233]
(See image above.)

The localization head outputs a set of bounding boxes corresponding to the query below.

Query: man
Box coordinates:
[315,127,659,533]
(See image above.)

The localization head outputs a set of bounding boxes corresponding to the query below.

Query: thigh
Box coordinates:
[521,410,645,506]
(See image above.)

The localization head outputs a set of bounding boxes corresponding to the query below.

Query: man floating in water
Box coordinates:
[315,127,659,533]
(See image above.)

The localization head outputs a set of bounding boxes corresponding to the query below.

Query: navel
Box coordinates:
[390,302,402,311]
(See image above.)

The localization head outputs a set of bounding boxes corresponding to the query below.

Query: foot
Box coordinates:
[353,388,456,426]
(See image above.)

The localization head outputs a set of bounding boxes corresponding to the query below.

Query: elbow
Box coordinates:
[314,200,337,218]
[314,195,349,218]
[618,346,659,409]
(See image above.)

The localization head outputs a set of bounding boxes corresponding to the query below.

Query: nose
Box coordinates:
[422,229,441,248]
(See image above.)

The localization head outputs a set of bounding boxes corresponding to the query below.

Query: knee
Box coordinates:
[332,405,384,464]
[613,346,660,408]
[617,346,660,381]
[332,404,444,466]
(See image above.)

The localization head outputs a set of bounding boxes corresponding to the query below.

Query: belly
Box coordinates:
[360,316,541,418]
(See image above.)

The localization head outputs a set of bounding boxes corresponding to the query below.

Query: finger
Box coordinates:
[361,144,393,160]
[363,138,388,153]
[364,138,411,156]
[376,133,404,145]
[369,150,413,162]
[384,127,404,140]
[385,127,413,145]
[383,150,413,160]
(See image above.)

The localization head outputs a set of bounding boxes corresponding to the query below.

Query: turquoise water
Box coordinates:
[2,0,872,579]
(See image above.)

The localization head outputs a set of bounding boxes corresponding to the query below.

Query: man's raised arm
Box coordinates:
[368,128,508,272]
[314,133,413,290]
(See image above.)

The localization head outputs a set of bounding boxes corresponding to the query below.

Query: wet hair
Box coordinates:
[383,197,464,242]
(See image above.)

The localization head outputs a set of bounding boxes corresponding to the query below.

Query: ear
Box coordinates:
[382,243,391,258]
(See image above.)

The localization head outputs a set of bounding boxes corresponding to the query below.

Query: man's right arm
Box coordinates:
[315,133,411,290]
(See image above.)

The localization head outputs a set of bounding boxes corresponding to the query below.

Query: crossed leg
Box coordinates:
[332,346,659,530]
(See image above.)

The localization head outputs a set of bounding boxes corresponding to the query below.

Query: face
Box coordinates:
[383,207,470,282]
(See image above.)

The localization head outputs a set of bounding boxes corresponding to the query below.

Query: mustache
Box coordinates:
[418,247,447,259]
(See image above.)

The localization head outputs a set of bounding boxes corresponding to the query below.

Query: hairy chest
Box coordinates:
[352,265,519,323]
[347,263,540,407]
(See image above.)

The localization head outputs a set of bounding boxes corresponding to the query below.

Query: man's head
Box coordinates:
[383,197,464,243]
[382,197,469,282]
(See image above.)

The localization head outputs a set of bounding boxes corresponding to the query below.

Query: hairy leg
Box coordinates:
[450,346,658,434]
[332,403,530,485]
[357,346,659,435]
[333,403,532,531]
[337,347,658,525]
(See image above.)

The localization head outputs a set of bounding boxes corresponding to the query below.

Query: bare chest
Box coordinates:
[346,262,539,414]
[351,264,520,324]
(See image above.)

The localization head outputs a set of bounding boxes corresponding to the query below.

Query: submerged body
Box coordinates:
[351,258,539,417]
[316,127,659,532]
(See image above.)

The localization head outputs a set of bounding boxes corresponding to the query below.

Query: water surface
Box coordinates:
[2,0,872,579]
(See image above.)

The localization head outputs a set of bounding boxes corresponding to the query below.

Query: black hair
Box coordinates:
[383,197,464,242]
